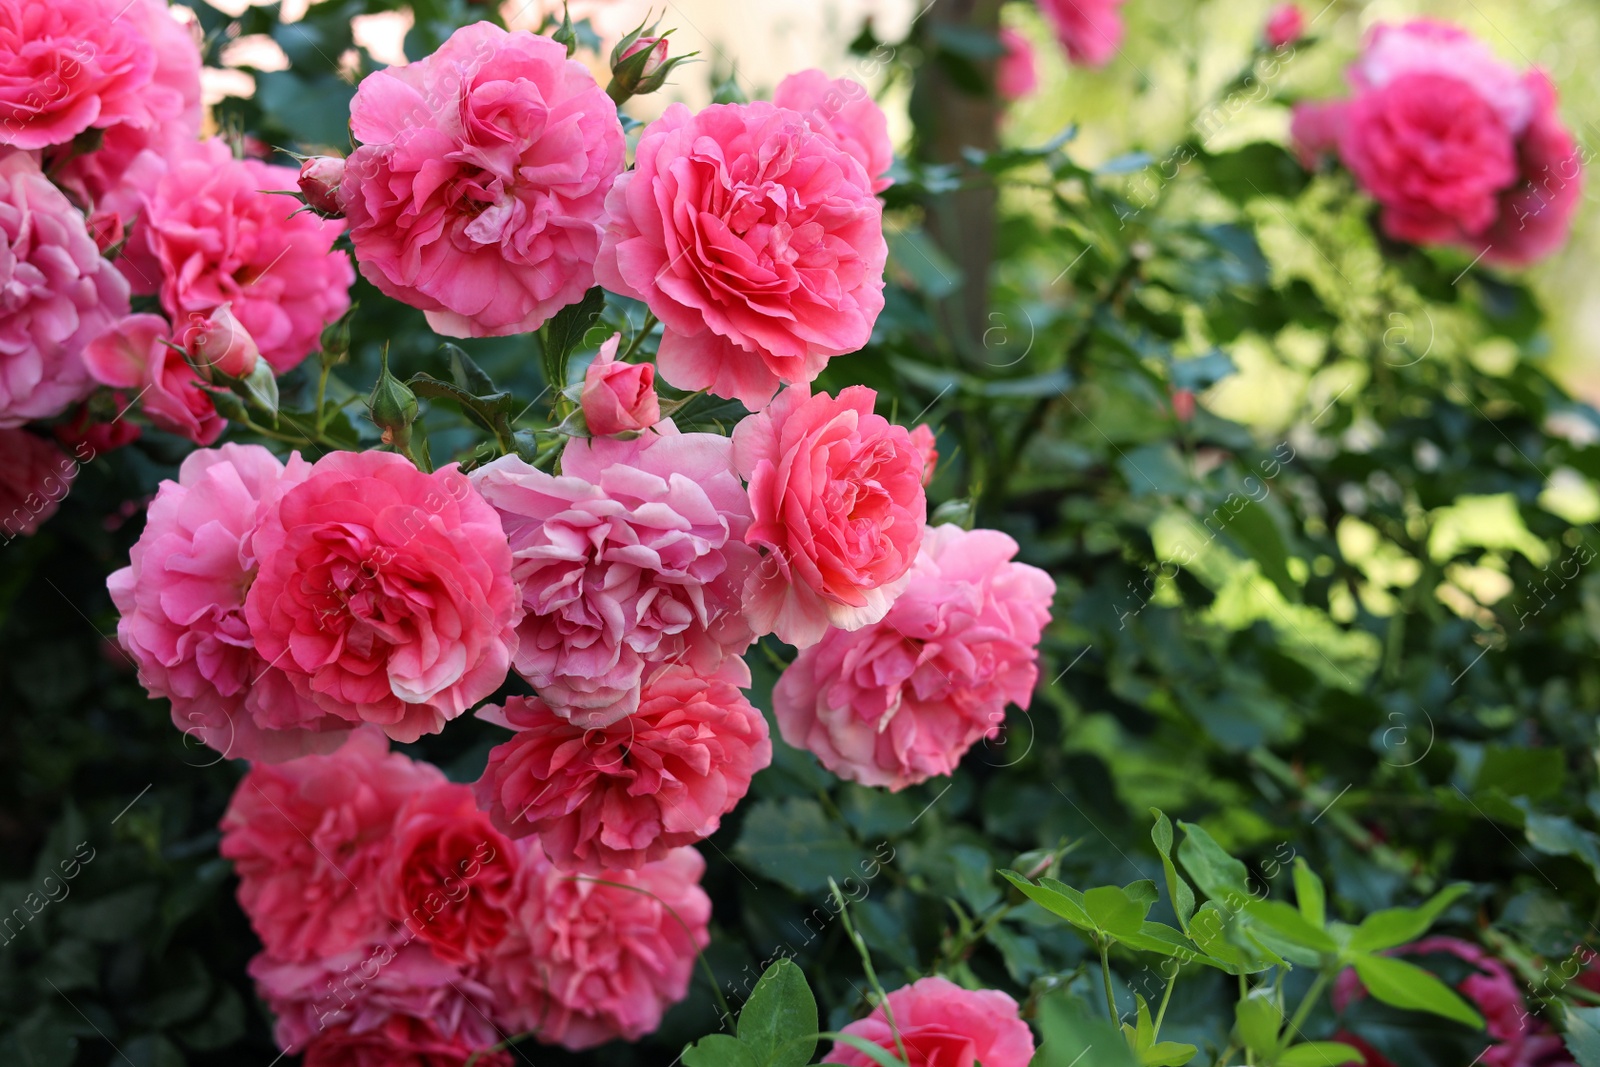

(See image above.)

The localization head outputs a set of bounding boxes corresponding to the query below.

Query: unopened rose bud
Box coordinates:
[298,155,345,218]
[1264,3,1304,49]
[581,333,660,435]
[608,22,692,103]
[369,350,418,451]
[620,35,668,78]
[184,303,260,379]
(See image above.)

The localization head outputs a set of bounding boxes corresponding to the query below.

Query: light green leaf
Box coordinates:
[1000,870,1094,931]
[1234,991,1282,1057]
[1347,884,1470,953]
[1351,955,1485,1029]
[1292,858,1326,930]
[1085,885,1150,938]
[1276,1042,1365,1066]
[1178,821,1252,902]
[1244,899,1338,953]
[1151,810,1196,933]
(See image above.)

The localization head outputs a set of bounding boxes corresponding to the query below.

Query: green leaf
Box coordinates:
[407,373,515,440]
[1221,499,1298,601]
[1518,803,1600,885]
[682,1034,760,1067]
[1151,810,1196,933]
[1000,870,1094,930]
[816,1033,910,1067]
[1347,884,1470,953]
[1118,921,1197,958]
[1475,746,1566,801]
[1351,955,1485,1029]
[734,799,868,893]
[0,1009,78,1067]
[1243,899,1338,953]
[1234,990,1282,1058]
[1200,143,1309,206]
[1033,991,1142,1067]
[541,286,607,389]
[1292,858,1326,930]
[1085,884,1151,938]
[1276,1042,1365,1067]
[1564,1006,1600,1067]
[738,960,817,1067]
[1143,1042,1199,1066]
[1178,821,1252,902]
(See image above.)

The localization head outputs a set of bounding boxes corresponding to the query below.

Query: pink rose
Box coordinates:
[469,423,757,724]
[53,398,140,455]
[180,302,259,379]
[1264,4,1305,49]
[581,332,659,435]
[1038,0,1128,68]
[107,443,354,762]
[772,69,894,193]
[908,422,938,485]
[1288,99,1346,167]
[376,783,518,965]
[341,22,624,338]
[0,0,199,151]
[997,28,1039,101]
[824,977,1035,1067]
[485,840,710,1050]
[775,525,1055,790]
[142,137,352,373]
[220,730,446,961]
[595,101,887,410]
[0,150,130,426]
[0,428,76,540]
[1350,20,1535,132]
[1472,71,1585,268]
[732,384,926,648]
[244,451,522,743]
[475,661,771,872]
[82,313,224,444]
[298,155,345,218]
[300,1018,512,1067]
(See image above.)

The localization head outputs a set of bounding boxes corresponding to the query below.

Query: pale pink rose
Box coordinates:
[469,423,757,724]
[180,302,259,379]
[824,977,1035,1067]
[0,150,129,426]
[1038,0,1128,68]
[0,0,199,151]
[341,22,624,338]
[107,443,354,762]
[732,385,926,648]
[1350,20,1535,135]
[1264,4,1305,49]
[485,840,710,1050]
[997,28,1039,101]
[595,101,887,410]
[0,428,76,540]
[475,661,771,872]
[220,730,446,961]
[252,940,502,1061]
[774,525,1055,790]
[1473,71,1585,268]
[142,137,352,373]
[81,313,224,445]
[376,783,518,966]
[581,332,659,435]
[298,155,345,218]
[773,69,894,193]
[908,423,938,485]
[245,451,522,743]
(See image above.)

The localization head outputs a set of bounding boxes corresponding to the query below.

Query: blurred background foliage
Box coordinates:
[3,0,1600,1065]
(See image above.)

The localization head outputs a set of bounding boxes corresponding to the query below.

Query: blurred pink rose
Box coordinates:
[81,313,224,444]
[0,0,199,151]
[581,332,659,435]
[1265,4,1305,49]
[475,661,771,872]
[773,69,894,193]
[824,977,1035,1067]
[775,525,1055,790]
[245,451,521,743]
[0,150,129,426]
[53,398,141,455]
[732,385,926,648]
[377,783,518,965]
[341,22,624,338]
[220,730,445,961]
[1471,71,1585,268]
[108,443,355,762]
[908,423,938,485]
[298,155,345,218]
[180,303,259,379]
[1038,0,1128,68]
[997,27,1039,101]
[143,137,352,373]
[470,423,757,724]
[0,428,76,540]
[595,101,887,410]
[300,1017,512,1067]
[485,840,710,1050]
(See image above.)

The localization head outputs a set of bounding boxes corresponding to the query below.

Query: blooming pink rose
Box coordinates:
[298,155,345,218]
[376,783,518,965]
[220,730,445,961]
[732,385,926,648]
[245,451,521,743]
[475,661,770,872]
[0,427,76,540]
[1350,20,1534,133]
[469,423,757,724]
[252,940,502,1062]
[180,302,259,379]
[595,101,887,410]
[1038,0,1128,68]
[1264,4,1305,49]
[107,443,355,762]
[485,840,710,1050]
[823,977,1035,1067]
[581,332,659,435]
[775,525,1055,790]
[0,0,199,151]
[1472,71,1585,268]
[773,69,894,193]
[341,22,624,338]
[142,137,352,373]
[82,313,224,444]
[908,423,938,485]
[0,150,129,426]
[997,28,1039,101]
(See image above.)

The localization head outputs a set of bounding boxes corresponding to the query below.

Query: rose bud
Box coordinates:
[582,333,660,436]
[607,23,691,102]
[1265,3,1304,49]
[297,155,345,218]
[1171,388,1196,422]
[183,303,260,379]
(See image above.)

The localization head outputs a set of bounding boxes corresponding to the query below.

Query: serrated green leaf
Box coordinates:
[1351,955,1485,1029]
[541,286,607,389]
